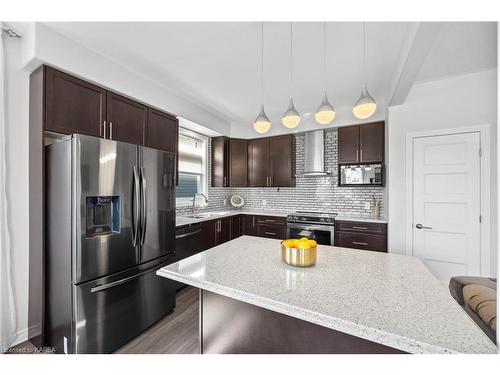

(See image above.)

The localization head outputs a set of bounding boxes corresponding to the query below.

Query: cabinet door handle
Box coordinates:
[264,219,276,223]
[223,176,227,187]
[352,241,368,246]
[103,121,107,139]
[109,122,113,140]
[360,149,363,161]
[265,232,276,236]
[253,216,255,227]
[352,226,368,230]
[356,148,359,161]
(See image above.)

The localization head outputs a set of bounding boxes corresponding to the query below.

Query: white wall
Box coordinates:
[3,32,30,345]
[387,69,498,276]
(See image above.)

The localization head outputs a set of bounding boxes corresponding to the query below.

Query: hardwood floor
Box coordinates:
[6,286,200,354]
[115,286,200,354]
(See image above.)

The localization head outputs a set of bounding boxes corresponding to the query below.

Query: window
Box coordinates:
[176,128,208,206]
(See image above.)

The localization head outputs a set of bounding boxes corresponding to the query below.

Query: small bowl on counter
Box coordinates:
[280,238,317,267]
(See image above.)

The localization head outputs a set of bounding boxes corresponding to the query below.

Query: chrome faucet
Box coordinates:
[192,193,209,214]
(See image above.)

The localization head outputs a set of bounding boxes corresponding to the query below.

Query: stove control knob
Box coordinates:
[320,218,325,222]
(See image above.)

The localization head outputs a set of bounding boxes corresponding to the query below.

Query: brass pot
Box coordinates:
[280,242,317,267]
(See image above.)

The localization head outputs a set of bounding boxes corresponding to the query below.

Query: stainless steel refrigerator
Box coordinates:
[45,134,177,353]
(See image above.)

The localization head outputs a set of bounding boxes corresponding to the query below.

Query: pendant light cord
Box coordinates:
[323,22,327,92]
[290,22,293,95]
[261,22,264,103]
[363,22,366,85]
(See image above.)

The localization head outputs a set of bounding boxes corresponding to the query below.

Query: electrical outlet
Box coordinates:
[364,202,371,210]
[223,199,227,206]
[262,199,267,206]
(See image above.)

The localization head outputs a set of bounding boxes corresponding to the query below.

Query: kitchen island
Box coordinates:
[157,236,496,354]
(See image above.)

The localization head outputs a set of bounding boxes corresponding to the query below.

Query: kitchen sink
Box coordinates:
[184,211,232,219]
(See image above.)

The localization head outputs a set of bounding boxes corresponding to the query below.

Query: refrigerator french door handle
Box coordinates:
[140,167,147,247]
[132,166,140,247]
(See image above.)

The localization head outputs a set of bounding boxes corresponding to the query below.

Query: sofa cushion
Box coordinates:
[463,284,497,332]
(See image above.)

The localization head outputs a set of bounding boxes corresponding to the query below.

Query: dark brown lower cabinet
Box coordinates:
[201,220,217,251]
[231,215,243,240]
[257,224,286,240]
[201,217,233,250]
[335,220,387,252]
[243,215,258,236]
[217,217,232,245]
[201,214,286,251]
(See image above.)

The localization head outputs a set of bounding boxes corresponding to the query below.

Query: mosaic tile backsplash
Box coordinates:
[176,129,384,217]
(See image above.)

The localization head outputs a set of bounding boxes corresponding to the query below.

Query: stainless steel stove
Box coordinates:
[286,211,338,245]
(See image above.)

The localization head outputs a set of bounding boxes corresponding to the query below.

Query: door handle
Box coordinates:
[140,167,147,246]
[415,223,432,230]
[109,122,113,140]
[132,166,140,247]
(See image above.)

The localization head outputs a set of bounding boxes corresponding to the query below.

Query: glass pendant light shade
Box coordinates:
[281,97,301,129]
[352,83,377,120]
[253,104,271,134]
[315,91,336,125]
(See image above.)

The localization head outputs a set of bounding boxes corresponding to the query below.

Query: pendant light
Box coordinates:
[253,22,271,134]
[315,22,335,125]
[281,22,300,129]
[353,22,377,120]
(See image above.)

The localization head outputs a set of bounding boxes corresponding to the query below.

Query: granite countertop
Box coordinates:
[176,209,289,227]
[157,236,496,354]
[176,209,387,227]
[335,215,388,224]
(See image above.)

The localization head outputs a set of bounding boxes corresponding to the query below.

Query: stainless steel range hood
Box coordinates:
[303,130,331,177]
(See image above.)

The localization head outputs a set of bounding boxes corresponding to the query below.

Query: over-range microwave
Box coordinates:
[338,163,384,187]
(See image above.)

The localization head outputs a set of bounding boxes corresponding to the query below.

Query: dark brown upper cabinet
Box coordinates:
[248,135,296,187]
[146,108,179,185]
[45,66,106,137]
[41,66,178,156]
[211,137,229,187]
[228,139,248,187]
[247,138,270,187]
[337,126,359,164]
[269,135,296,187]
[146,109,179,153]
[337,122,385,164]
[106,92,147,145]
[211,137,249,188]
[359,122,385,163]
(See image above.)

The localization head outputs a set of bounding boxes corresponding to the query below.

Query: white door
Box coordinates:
[413,132,481,284]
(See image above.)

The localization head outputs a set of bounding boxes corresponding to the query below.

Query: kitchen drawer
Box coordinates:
[335,220,387,235]
[256,215,287,226]
[336,231,387,252]
[257,224,286,240]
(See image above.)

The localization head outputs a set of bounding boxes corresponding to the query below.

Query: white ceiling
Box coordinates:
[43,22,497,135]
[416,22,497,82]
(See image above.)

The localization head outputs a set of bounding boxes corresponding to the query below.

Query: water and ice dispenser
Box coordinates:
[85,196,121,237]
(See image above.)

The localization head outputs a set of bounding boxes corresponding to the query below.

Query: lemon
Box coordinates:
[300,237,309,241]
[297,240,311,249]
[308,240,318,247]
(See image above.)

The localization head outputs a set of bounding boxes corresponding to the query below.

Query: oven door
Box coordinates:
[286,223,334,246]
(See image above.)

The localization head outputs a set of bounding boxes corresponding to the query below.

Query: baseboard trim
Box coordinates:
[12,327,29,347]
